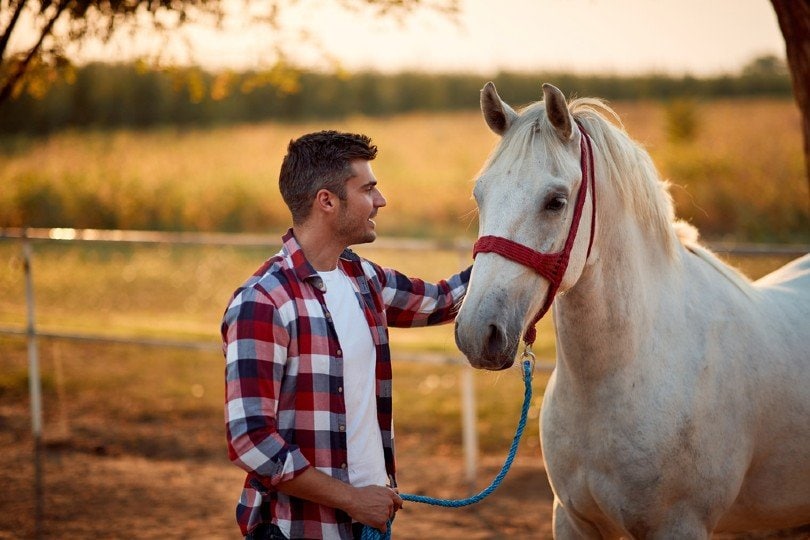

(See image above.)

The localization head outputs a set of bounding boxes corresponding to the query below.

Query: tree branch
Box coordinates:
[0,0,71,104]
[0,0,30,62]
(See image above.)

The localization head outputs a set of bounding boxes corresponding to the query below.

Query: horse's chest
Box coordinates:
[541,381,683,509]
[540,376,741,533]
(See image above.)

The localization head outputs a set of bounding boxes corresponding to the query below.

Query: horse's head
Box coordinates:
[455,82,597,370]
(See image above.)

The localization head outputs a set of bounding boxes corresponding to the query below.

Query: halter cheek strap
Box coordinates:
[472,122,597,346]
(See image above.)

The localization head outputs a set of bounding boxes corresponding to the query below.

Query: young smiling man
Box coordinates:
[222,131,471,539]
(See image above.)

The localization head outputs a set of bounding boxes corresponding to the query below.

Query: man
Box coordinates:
[222,130,471,539]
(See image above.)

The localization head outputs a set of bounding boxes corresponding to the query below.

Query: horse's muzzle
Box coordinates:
[454,320,517,371]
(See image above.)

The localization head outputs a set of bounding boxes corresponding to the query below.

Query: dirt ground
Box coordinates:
[1,402,807,540]
[0,405,551,539]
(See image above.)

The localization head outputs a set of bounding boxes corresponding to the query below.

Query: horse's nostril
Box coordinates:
[485,324,505,357]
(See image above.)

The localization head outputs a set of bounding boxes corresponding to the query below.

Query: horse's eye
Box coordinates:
[545,197,567,212]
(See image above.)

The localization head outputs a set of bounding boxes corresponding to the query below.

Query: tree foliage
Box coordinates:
[1,0,221,103]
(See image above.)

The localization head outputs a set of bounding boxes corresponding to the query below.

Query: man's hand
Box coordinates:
[343,485,403,533]
[276,468,403,533]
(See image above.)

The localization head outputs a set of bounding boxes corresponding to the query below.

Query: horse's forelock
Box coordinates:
[485,101,572,175]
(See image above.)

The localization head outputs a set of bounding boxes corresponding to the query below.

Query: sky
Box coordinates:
[21,0,787,76]
[244,0,786,75]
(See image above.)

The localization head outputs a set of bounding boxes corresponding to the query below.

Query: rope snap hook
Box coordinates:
[521,345,536,381]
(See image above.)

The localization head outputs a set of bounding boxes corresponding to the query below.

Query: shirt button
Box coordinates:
[338,386,343,393]
[339,424,346,432]
[336,349,342,356]
[341,463,347,470]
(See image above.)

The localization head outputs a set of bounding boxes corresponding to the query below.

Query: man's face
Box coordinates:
[334,159,387,245]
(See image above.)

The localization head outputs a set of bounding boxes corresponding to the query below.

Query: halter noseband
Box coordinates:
[472,122,597,346]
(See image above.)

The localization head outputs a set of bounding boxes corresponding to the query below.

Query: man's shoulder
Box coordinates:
[342,249,386,287]
[230,252,303,305]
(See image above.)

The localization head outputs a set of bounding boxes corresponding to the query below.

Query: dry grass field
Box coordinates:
[1,99,808,240]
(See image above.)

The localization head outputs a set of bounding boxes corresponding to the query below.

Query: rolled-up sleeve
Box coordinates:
[379,265,472,327]
[223,287,311,489]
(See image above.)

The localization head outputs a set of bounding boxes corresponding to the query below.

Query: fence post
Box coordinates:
[460,367,478,493]
[23,235,44,539]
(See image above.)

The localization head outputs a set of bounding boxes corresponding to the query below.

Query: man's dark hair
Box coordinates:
[279,130,378,224]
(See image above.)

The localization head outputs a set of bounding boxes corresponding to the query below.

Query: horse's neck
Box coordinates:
[554,216,677,381]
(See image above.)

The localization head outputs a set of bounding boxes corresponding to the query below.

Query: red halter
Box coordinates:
[472,122,597,346]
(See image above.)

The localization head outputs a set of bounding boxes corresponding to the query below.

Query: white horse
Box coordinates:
[454,82,810,538]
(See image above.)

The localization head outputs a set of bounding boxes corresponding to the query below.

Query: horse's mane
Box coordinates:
[566,99,753,292]
[485,95,756,291]
[479,95,759,296]
[568,98,681,258]
[488,98,681,259]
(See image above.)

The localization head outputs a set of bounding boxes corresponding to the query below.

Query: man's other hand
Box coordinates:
[345,485,403,532]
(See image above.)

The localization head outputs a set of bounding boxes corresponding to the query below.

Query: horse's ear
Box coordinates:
[481,82,517,136]
[542,83,573,141]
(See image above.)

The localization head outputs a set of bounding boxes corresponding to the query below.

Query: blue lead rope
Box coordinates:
[361,355,535,540]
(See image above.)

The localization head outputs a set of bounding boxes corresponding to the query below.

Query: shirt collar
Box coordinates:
[281,228,360,284]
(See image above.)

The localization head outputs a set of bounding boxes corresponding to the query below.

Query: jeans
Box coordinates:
[245,522,366,539]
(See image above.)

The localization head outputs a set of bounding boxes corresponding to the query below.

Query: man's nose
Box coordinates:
[375,191,387,207]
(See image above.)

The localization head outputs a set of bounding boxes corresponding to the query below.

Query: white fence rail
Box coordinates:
[2,226,806,357]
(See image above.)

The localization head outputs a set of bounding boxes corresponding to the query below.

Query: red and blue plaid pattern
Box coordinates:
[223,229,470,539]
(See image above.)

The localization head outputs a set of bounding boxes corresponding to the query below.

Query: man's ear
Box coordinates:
[315,189,337,212]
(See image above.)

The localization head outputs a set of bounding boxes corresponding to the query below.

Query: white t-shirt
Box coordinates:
[318,267,389,488]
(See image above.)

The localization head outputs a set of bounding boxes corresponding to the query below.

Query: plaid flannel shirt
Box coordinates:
[223,229,471,539]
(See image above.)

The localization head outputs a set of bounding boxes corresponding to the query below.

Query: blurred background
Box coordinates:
[1,1,808,538]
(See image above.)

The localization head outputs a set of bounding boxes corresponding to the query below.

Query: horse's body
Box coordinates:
[454,82,810,538]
